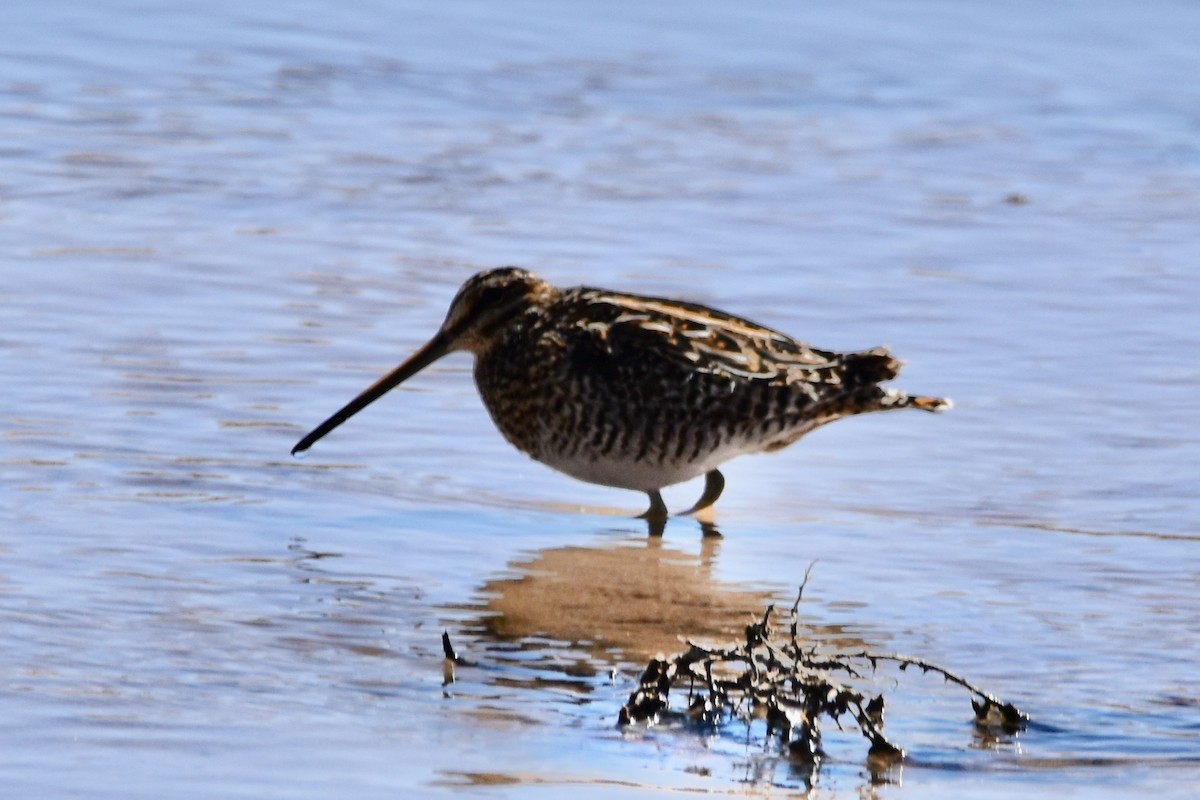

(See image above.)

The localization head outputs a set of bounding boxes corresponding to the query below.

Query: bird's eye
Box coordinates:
[476,286,505,309]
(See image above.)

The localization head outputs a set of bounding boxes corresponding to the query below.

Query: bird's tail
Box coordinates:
[843,347,902,384]
[829,347,951,414]
[840,348,951,412]
[877,387,953,413]
[905,394,953,412]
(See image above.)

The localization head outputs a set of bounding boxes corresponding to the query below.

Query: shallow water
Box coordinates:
[3,0,1200,796]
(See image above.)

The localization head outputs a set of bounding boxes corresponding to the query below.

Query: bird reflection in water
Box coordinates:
[464,532,859,665]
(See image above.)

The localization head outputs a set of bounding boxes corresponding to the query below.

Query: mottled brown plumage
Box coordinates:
[293,267,950,524]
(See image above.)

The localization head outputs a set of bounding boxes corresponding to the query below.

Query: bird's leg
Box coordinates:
[682,469,725,516]
[639,490,668,520]
[638,490,668,537]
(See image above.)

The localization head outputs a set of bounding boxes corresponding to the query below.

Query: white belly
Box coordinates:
[534,446,740,493]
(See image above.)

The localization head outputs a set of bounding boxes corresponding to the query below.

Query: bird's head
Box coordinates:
[438,267,550,353]
[291,267,550,455]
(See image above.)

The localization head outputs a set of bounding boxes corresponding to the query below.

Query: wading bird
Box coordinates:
[293,268,950,529]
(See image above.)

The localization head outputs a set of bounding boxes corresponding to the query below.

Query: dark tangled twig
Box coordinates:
[617,570,1029,768]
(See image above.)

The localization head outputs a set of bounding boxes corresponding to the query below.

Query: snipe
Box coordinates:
[293,268,950,528]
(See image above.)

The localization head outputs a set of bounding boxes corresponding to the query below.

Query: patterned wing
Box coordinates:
[572,290,894,388]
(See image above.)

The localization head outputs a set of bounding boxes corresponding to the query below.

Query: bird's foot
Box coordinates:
[637,490,668,537]
[636,472,726,536]
[681,470,725,517]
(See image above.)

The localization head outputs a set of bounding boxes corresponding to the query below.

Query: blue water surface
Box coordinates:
[2,0,1199,796]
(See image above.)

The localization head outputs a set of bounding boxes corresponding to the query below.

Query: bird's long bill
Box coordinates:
[291,331,452,456]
